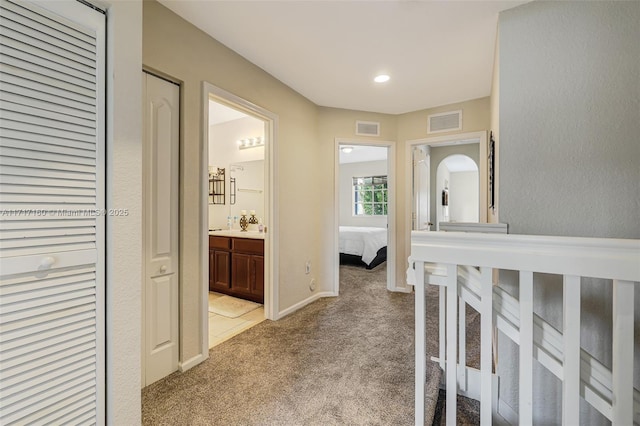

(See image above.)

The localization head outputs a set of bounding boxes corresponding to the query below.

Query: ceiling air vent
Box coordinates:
[427,110,462,134]
[355,121,380,137]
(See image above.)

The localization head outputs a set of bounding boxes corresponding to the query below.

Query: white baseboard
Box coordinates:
[392,284,413,293]
[277,291,334,319]
[179,353,207,372]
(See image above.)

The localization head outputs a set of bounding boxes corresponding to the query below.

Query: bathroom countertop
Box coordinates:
[208,230,265,240]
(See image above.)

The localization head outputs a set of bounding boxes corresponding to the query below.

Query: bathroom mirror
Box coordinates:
[228,160,265,221]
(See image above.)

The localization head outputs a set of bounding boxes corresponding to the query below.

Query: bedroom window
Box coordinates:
[353,176,388,216]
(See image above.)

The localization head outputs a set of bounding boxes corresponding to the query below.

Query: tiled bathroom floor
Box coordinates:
[208,292,265,349]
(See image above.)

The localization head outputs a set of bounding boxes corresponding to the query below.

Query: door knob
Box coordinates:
[160,265,167,274]
[39,256,56,270]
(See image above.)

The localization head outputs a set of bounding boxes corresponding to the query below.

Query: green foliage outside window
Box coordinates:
[353,176,387,216]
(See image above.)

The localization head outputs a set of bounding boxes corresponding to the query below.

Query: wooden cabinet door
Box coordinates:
[211,250,231,291]
[231,253,251,294]
[251,255,264,298]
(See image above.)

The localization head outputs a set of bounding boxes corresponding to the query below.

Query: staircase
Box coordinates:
[410,231,640,425]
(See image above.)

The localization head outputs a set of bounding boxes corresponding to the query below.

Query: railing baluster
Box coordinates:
[459,297,467,392]
[519,271,534,425]
[414,260,426,426]
[612,279,634,425]
[410,232,639,426]
[480,267,493,425]
[446,264,458,426]
[439,285,446,371]
[562,275,581,425]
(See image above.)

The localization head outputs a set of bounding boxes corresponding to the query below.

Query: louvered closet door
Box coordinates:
[0,0,106,424]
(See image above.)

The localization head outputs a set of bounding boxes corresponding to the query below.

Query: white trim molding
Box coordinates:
[201,82,280,359]
[404,131,488,288]
[278,292,335,319]
[179,354,207,372]
[334,138,402,294]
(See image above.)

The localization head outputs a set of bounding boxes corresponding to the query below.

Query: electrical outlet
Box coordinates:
[309,278,316,291]
[305,261,311,275]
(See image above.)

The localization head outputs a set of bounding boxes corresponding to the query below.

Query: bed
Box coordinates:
[339,226,388,269]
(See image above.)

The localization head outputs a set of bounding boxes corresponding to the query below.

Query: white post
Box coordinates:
[480,267,493,425]
[611,279,634,425]
[519,271,534,425]
[458,297,466,392]
[439,285,446,371]
[446,264,458,426]
[414,261,427,426]
[562,275,581,425]
[414,261,426,426]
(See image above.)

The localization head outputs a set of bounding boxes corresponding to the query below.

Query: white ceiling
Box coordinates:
[339,145,387,164]
[209,100,248,125]
[159,0,526,114]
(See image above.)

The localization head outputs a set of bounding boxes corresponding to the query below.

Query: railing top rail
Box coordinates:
[410,231,640,282]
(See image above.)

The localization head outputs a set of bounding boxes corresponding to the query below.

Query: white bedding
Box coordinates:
[339,226,387,265]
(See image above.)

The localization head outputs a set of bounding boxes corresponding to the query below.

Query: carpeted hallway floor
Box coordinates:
[142,264,477,425]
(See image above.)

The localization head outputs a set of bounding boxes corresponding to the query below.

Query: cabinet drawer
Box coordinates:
[209,236,231,250]
[232,238,264,255]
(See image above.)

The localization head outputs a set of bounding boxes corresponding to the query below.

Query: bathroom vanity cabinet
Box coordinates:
[209,235,264,303]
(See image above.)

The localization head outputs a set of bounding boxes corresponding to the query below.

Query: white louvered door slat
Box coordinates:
[0,91,96,120]
[0,80,95,113]
[0,0,95,43]
[0,0,105,424]
[0,100,97,129]
[0,23,95,66]
[0,109,97,135]
[0,63,96,98]
[0,14,95,56]
[0,40,94,81]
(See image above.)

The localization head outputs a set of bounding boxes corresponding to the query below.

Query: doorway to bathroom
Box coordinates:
[334,139,401,295]
[202,83,278,351]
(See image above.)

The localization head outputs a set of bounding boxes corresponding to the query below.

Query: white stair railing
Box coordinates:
[409,231,640,426]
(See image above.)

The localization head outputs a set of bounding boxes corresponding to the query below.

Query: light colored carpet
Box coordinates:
[142,264,457,425]
[209,295,260,318]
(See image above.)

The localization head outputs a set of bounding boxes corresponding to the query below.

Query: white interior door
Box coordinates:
[413,146,430,230]
[0,0,106,422]
[142,72,179,386]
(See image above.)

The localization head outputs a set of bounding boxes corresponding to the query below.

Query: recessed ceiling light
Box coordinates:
[341,146,353,154]
[374,74,390,83]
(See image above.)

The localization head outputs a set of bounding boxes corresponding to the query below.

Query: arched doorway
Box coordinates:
[436,154,479,229]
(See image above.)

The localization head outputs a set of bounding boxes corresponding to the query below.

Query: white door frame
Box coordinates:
[201,82,279,354]
[404,131,487,273]
[334,138,404,294]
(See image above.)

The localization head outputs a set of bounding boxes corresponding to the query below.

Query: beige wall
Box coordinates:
[316,101,490,290]
[143,0,321,362]
[317,107,398,289]
[143,0,493,366]
[395,97,491,288]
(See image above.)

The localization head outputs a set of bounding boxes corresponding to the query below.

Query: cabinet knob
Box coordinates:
[39,256,56,270]
[160,265,167,274]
